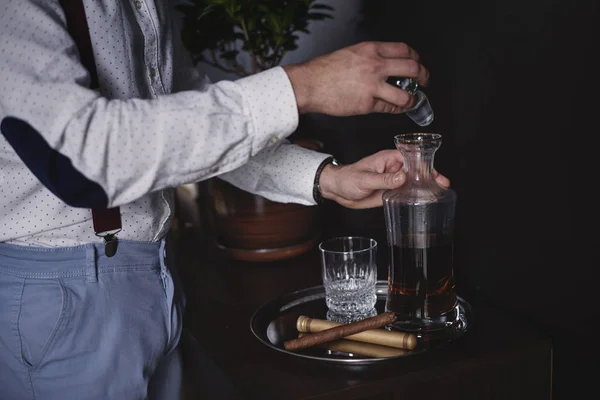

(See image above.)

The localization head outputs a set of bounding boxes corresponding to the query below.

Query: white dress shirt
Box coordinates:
[0,0,331,247]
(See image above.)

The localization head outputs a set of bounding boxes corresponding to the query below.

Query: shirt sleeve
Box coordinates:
[168,14,332,206]
[218,140,332,205]
[0,0,300,209]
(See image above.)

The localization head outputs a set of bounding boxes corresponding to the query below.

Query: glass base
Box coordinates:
[384,299,472,350]
[386,304,460,333]
[326,307,378,324]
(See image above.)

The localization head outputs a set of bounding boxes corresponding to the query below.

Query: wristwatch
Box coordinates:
[313,156,339,205]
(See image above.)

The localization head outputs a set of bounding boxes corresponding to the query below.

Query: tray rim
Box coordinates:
[249,280,474,365]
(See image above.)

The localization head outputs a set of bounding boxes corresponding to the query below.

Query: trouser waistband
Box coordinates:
[0,240,163,282]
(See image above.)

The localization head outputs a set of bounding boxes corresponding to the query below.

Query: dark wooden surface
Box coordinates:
[174,227,552,400]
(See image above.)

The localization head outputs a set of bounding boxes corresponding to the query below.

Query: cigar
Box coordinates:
[296,315,417,350]
[297,333,408,358]
[283,312,396,351]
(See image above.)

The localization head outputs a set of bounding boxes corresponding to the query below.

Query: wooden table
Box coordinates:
[174,227,553,400]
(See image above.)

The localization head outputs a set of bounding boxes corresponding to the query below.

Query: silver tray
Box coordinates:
[250,280,474,365]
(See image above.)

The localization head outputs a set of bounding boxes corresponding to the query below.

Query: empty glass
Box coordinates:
[319,237,378,323]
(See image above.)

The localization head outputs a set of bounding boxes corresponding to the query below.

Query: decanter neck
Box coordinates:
[394,133,441,183]
[402,148,436,183]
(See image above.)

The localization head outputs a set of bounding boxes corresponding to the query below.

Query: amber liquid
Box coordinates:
[386,235,457,319]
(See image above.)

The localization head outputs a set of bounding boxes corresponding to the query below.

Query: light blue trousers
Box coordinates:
[0,239,184,400]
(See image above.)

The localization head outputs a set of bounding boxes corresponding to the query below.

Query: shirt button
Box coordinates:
[150,68,156,80]
[135,0,142,10]
[269,135,279,144]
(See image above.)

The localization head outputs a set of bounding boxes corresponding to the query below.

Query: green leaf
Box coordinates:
[266,13,281,33]
[247,17,256,32]
[225,3,236,17]
[198,4,217,20]
[177,0,335,71]
[282,6,296,28]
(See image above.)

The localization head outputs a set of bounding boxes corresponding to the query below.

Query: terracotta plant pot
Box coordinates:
[202,138,324,262]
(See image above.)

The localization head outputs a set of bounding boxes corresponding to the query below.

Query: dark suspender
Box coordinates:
[59,0,122,257]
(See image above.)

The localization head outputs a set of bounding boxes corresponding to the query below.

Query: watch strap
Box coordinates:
[313,156,337,205]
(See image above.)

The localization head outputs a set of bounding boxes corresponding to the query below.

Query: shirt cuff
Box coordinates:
[235,66,299,156]
[257,144,333,206]
[287,147,333,205]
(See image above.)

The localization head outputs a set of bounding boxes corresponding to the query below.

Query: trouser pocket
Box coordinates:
[18,278,66,368]
[159,239,185,355]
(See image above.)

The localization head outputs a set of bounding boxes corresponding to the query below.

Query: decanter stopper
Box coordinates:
[386,77,434,126]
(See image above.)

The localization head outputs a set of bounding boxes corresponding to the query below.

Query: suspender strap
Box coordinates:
[59,0,99,89]
[91,208,122,237]
[59,0,122,256]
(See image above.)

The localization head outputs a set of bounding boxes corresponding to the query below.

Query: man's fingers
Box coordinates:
[340,190,386,209]
[437,177,450,188]
[371,100,402,114]
[359,170,406,191]
[363,149,404,173]
[374,42,420,61]
[384,161,403,174]
[374,83,416,113]
[433,170,451,188]
[380,59,429,87]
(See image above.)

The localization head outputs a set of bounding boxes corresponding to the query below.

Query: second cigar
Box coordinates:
[284,312,396,351]
[297,315,417,350]
[297,333,408,358]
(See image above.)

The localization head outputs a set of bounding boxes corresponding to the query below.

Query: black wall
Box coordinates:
[292,0,598,398]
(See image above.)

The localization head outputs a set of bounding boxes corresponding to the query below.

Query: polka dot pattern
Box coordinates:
[0,0,328,247]
[220,140,331,205]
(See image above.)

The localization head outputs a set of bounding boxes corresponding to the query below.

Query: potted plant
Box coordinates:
[176,0,334,262]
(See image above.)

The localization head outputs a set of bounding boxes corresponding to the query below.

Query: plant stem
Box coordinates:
[207,50,250,77]
[239,19,260,73]
[270,43,286,68]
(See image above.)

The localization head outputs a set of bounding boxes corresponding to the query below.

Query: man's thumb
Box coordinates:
[363,171,406,190]
[388,171,406,187]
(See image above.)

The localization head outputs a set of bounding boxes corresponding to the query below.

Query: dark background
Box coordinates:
[193,0,598,397]
[289,0,597,398]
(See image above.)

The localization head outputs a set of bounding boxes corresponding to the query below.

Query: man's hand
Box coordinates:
[283,41,429,116]
[318,150,450,209]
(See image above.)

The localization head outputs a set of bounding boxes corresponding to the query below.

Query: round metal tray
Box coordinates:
[250,281,474,365]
